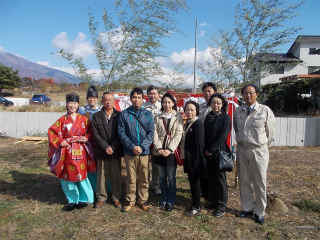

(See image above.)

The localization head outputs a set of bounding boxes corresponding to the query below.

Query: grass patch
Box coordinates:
[176,176,189,183]
[1,138,320,239]
[293,198,320,213]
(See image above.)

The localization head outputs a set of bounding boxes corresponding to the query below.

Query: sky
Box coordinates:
[0,0,319,86]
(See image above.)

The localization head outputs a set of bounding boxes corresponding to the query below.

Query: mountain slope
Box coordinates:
[0,52,80,84]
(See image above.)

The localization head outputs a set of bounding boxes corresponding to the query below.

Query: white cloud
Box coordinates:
[168,47,214,68]
[198,30,206,37]
[52,32,94,59]
[36,61,51,67]
[199,22,207,27]
[35,60,102,82]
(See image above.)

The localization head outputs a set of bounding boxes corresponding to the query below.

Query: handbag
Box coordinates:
[162,118,184,166]
[219,147,234,171]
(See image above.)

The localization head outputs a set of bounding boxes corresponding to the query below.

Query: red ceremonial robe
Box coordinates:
[47,113,96,182]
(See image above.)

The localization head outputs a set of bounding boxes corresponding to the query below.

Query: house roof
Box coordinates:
[287,35,320,54]
[254,53,302,63]
[279,74,320,82]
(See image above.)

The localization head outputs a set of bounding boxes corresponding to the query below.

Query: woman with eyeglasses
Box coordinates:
[181,101,206,217]
[204,93,231,218]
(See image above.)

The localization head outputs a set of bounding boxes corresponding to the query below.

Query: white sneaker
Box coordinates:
[154,186,161,195]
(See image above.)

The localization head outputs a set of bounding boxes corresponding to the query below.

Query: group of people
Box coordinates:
[47,82,275,226]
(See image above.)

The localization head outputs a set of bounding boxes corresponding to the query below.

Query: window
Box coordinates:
[308,66,320,74]
[275,66,284,74]
[270,65,284,74]
[309,48,320,54]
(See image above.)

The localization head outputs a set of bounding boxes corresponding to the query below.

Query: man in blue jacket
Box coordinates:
[118,87,154,212]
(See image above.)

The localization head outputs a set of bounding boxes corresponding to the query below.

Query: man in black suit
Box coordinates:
[92,92,123,209]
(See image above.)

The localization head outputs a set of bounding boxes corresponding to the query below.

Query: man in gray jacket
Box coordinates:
[142,86,162,195]
[234,84,275,225]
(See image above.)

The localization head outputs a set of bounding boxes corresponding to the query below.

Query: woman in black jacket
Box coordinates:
[204,93,231,217]
[181,101,206,216]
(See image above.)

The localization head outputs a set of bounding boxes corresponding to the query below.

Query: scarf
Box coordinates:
[180,116,198,159]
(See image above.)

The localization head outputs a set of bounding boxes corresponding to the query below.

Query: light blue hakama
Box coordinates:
[87,172,97,192]
[60,178,94,204]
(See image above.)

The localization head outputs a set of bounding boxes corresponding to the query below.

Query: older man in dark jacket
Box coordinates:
[92,92,123,209]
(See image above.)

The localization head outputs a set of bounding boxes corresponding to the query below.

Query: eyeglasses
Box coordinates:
[211,101,222,105]
[243,92,256,96]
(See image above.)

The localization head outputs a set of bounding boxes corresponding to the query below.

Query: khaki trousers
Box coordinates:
[236,144,269,217]
[124,154,149,205]
[96,156,122,202]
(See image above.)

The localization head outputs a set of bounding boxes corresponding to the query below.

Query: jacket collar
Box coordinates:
[127,105,146,115]
[100,107,118,117]
[241,102,260,112]
[158,110,178,118]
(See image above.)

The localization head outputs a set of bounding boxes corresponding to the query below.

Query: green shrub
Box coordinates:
[293,198,320,213]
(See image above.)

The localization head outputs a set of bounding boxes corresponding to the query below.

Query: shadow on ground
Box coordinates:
[0,170,65,205]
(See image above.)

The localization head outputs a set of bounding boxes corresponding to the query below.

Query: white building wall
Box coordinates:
[260,64,307,85]
[299,42,320,68]
[259,41,320,86]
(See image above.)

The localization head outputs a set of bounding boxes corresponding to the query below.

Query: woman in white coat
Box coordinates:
[152,92,183,212]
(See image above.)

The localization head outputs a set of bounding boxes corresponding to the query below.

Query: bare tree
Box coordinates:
[204,0,304,86]
[57,0,188,90]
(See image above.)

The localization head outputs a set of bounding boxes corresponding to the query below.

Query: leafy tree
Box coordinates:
[0,64,22,93]
[260,77,320,115]
[204,0,304,86]
[22,77,35,91]
[57,50,94,87]
[199,46,237,90]
[58,0,188,91]
[163,61,191,92]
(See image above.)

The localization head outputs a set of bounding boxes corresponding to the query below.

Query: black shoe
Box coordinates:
[76,202,88,209]
[204,203,216,210]
[184,206,201,217]
[213,209,226,218]
[255,214,265,225]
[159,203,166,210]
[236,211,254,218]
[165,203,173,212]
[64,203,76,211]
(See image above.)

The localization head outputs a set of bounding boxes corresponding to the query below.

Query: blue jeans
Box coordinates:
[157,164,177,206]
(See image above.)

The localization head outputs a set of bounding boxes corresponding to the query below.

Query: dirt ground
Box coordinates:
[0,137,319,239]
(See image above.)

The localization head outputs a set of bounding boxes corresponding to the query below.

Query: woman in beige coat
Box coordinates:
[153,92,183,211]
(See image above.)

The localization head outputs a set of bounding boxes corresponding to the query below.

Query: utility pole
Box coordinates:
[193,19,198,93]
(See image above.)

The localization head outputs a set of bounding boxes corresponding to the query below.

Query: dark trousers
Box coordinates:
[200,176,208,199]
[207,155,228,211]
[187,172,201,209]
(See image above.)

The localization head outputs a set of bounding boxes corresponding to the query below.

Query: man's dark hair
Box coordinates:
[202,82,217,92]
[102,91,114,100]
[146,85,159,94]
[208,93,228,113]
[160,92,177,111]
[184,101,200,116]
[130,87,144,98]
[241,84,260,95]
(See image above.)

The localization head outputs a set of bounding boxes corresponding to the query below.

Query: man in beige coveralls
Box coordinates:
[234,84,275,225]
